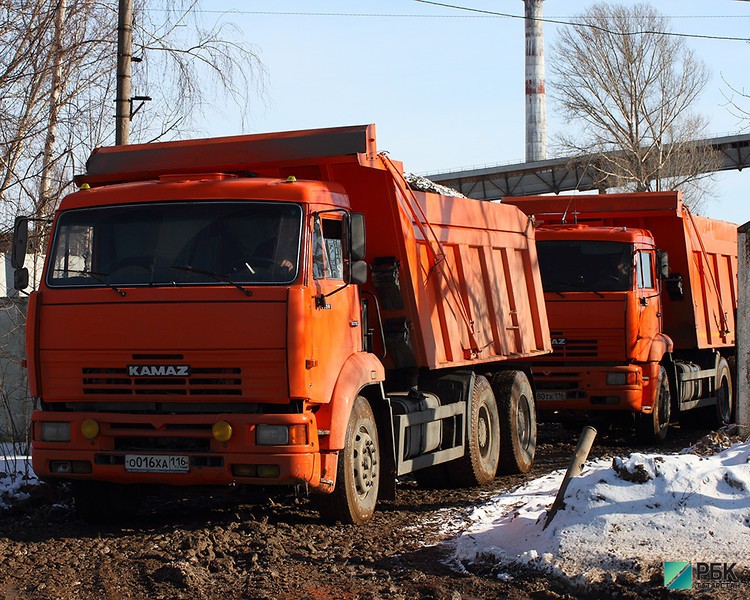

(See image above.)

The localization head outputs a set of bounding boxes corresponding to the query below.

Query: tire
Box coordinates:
[315,396,380,525]
[714,357,734,426]
[72,481,142,523]
[491,371,537,474]
[636,366,671,444]
[444,375,500,487]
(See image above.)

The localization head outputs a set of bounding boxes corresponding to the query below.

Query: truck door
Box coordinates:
[308,213,361,403]
[634,249,660,359]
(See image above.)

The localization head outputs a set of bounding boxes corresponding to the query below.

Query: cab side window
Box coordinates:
[312,216,344,280]
[637,251,654,289]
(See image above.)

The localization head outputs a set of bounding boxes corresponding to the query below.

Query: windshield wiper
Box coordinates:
[69,269,126,297]
[171,265,252,297]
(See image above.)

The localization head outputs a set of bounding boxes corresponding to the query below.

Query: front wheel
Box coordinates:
[315,396,380,525]
[636,366,671,444]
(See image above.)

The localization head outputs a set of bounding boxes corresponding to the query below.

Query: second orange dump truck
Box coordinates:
[505,192,738,442]
[14,124,550,524]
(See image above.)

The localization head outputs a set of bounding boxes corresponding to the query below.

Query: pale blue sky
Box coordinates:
[194,1,750,224]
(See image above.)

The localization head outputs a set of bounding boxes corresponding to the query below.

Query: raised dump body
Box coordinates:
[18,124,550,524]
[505,191,738,442]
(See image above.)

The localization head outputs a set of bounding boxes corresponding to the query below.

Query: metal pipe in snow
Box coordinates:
[544,426,597,530]
[524,0,547,163]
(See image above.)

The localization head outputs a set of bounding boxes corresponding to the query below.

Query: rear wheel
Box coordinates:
[445,375,500,487]
[714,357,734,426]
[315,396,380,525]
[636,366,671,444]
[491,371,537,474]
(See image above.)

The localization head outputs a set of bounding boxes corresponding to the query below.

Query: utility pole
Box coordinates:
[524,0,547,162]
[115,0,133,145]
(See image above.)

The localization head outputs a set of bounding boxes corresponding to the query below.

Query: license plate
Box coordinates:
[124,454,190,473]
[537,391,566,402]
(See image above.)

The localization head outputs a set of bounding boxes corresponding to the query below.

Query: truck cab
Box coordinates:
[532,225,668,425]
[25,173,376,505]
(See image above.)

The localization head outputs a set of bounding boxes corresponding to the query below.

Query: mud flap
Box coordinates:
[374,401,397,501]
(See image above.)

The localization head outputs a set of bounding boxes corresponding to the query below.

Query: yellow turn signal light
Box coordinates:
[212,420,233,443]
[80,419,100,440]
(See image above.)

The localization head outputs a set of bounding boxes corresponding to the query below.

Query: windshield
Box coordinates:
[47,201,302,288]
[536,240,633,292]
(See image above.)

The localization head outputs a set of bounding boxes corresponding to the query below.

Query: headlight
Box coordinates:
[255,424,308,446]
[606,372,628,386]
[256,425,289,446]
[40,422,71,442]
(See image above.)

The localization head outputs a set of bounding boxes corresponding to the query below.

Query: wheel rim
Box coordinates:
[352,425,378,499]
[517,395,531,451]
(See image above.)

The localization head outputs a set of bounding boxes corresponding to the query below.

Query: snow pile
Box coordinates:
[0,444,38,509]
[454,440,750,584]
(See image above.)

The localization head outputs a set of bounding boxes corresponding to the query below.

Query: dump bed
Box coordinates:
[505,192,738,350]
[75,124,550,370]
[331,160,550,370]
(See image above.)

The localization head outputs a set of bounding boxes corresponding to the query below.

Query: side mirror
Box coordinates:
[11,216,28,269]
[349,260,368,285]
[657,250,669,280]
[350,213,366,262]
[13,267,29,291]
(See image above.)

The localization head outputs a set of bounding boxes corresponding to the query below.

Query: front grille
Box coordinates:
[551,333,598,358]
[82,366,242,397]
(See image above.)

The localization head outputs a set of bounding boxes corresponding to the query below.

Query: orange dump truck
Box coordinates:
[505,192,737,442]
[13,125,550,523]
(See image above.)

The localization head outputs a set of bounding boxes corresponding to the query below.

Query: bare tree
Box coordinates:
[549,2,719,210]
[722,76,750,130]
[0,0,266,229]
[131,0,267,142]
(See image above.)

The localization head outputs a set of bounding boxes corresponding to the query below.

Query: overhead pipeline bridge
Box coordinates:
[425,133,750,200]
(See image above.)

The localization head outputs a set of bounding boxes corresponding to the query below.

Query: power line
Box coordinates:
[148,7,750,22]
[414,0,750,42]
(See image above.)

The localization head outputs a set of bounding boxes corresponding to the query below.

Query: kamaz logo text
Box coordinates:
[551,338,567,346]
[128,365,191,377]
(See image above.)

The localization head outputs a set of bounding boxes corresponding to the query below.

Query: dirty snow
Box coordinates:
[3,435,750,588]
[454,438,750,584]
[0,444,37,509]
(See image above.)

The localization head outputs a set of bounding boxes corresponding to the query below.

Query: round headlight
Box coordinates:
[212,420,233,443]
[81,419,100,440]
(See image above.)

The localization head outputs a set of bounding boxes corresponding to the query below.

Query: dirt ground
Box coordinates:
[0,423,744,600]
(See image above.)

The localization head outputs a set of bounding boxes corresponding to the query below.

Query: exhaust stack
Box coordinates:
[524,0,547,162]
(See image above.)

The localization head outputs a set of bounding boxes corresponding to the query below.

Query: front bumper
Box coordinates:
[31,410,333,490]
[533,364,646,413]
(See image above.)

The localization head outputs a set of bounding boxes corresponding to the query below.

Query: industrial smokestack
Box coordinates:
[524,0,547,162]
